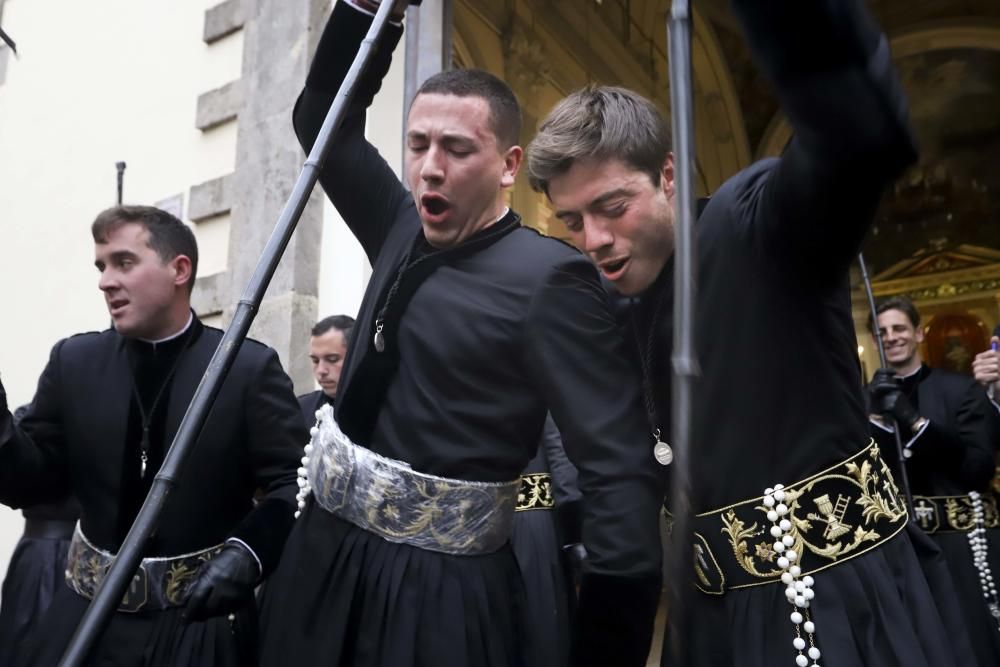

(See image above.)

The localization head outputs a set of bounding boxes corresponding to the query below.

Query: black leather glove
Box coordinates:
[870,368,920,431]
[562,542,587,588]
[183,542,260,622]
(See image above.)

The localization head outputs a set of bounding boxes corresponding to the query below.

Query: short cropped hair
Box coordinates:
[869,295,921,333]
[527,85,672,196]
[415,69,522,149]
[91,205,199,292]
[312,314,355,348]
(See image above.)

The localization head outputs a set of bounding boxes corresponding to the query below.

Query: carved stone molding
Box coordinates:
[503,21,551,106]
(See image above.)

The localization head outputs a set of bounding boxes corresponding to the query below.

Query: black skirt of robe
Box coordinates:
[511,508,574,667]
[662,524,976,667]
[15,584,255,667]
[0,534,71,667]
[258,501,527,667]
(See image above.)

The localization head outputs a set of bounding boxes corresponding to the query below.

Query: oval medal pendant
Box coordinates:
[653,440,673,466]
[373,329,385,353]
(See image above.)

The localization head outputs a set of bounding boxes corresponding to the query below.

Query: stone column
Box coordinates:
[222,0,331,393]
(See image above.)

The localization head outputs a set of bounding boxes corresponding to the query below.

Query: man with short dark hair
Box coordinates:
[0,205,305,665]
[258,1,664,666]
[868,296,1000,664]
[527,1,978,665]
[298,314,355,424]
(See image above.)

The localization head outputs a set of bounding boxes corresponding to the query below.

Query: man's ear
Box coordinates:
[171,255,193,290]
[661,153,675,200]
[501,145,524,189]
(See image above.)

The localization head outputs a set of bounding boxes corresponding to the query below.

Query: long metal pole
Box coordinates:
[857,252,915,517]
[57,2,400,664]
[667,1,698,662]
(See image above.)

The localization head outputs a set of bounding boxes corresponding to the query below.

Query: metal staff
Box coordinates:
[57,2,400,664]
[0,24,16,56]
[666,0,699,661]
[115,162,126,205]
[857,252,915,516]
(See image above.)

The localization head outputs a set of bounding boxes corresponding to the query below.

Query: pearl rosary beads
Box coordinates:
[294,415,320,518]
[966,491,1000,629]
[764,483,822,666]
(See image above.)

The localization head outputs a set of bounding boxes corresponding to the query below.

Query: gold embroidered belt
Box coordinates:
[691,441,908,594]
[911,492,1000,533]
[307,406,519,555]
[65,526,222,613]
[516,473,554,511]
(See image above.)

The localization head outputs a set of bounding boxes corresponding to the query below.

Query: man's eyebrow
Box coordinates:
[554,187,633,219]
[94,250,137,267]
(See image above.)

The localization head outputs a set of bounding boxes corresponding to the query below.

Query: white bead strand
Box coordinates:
[294,413,321,518]
[967,491,1000,629]
[764,484,821,666]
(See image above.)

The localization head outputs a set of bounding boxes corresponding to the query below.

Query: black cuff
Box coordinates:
[228,497,296,577]
[305,1,404,99]
[556,499,583,547]
[572,572,661,667]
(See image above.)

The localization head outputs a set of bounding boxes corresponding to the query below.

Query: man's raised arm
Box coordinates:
[292,0,414,263]
[730,0,917,280]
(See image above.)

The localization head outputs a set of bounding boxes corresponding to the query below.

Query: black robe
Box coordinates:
[511,415,581,667]
[870,364,1000,664]
[0,316,304,666]
[297,389,333,428]
[640,1,975,665]
[258,4,664,667]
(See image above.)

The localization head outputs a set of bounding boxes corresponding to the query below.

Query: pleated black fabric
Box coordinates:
[16,584,253,666]
[258,502,526,667]
[511,509,573,667]
[663,525,975,666]
[0,536,71,667]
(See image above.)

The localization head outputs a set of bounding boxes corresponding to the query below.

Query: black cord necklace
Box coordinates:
[373,244,433,353]
[128,326,195,478]
[631,282,674,466]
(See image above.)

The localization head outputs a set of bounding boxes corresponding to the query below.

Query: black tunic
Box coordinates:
[0,317,304,666]
[870,364,1000,664]
[644,1,976,664]
[258,4,663,667]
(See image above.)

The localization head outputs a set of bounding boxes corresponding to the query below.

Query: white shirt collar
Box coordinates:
[140,312,194,345]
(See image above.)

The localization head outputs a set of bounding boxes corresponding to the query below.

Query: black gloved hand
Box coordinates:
[183,542,260,622]
[870,368,920,430]
[562,542,587,588]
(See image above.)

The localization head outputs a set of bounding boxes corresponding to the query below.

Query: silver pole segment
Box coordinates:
[667,0,698,662]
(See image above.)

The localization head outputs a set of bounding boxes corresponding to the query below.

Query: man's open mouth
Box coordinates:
[421,193,450,217]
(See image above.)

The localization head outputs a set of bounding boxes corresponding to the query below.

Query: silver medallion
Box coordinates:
[653,440,673,466]
[373,321,385,353]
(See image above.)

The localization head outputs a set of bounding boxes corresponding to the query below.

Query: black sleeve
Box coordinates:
[540,412,581,508]
[525,254,663,665]
[540,412,584,547]
[228,349,308,577]
[292,0,411,265]
[728,0,917,281]
[911,382,999,491]
[0,341,73,507]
